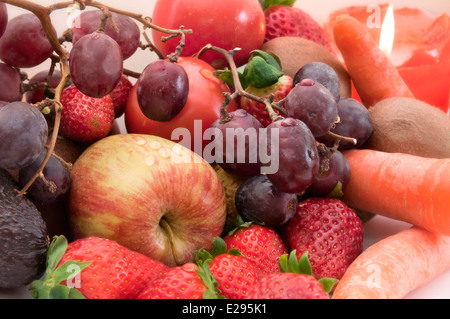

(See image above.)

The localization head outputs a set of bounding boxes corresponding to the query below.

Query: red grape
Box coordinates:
[293,62,341,102]
[25,70,62,104]
[235,174,298,228]
[307,149,351,197]
[19,151,71,205]
[137,60,189,122]
[318,97,373,149]
[72,10,140,60]
[0,14,54,68]
[0,62,22,102]
[265,117,319,195]
[0,102,48,170]
[69,31,123,98]
[209,109,263,177]
[0,3,7,38]
[284,79,338,138]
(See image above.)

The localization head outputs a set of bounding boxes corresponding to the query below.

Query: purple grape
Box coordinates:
[69,31,123,98]
[72,10,140,60]
[293,62,341,102]
[0,62,22,102]
[137,60,189,122]
[307,149,351,197]
[19,151,71,204]
[0,3,7,39]
[283,79,338,138]
[209,109,263,177]
[318,97,373,149]
[265,117,319,195]
[25,70,62,104]
[0,102,48,170]
[0,14,54,68]
[235,174,298,228]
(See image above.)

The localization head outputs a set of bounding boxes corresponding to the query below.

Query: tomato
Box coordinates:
[151,0,266,68]
[125,57,237,155]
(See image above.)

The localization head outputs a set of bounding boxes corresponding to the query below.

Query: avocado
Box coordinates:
[0,169,49,288]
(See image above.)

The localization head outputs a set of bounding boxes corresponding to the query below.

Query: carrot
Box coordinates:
[342,149,450,236]
[332,226,450,299]
[333,14,414,107]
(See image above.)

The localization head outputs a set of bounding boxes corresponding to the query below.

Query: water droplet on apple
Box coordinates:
[159,148,171,159]
[149,141,161,150]
[200,68,213,79]
[136,138,147,146]
[145,156,155,166]
[171,144,183,156]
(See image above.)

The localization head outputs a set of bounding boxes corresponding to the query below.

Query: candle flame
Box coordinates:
[379,4,395,55]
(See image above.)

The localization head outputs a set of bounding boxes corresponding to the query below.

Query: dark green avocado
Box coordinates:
[0,169,49,288]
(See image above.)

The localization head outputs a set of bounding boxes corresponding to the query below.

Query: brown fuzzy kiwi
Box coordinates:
[366,97,450,159]
[261,36,352,98]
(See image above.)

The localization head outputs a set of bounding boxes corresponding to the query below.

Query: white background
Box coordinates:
[0,0,449,299]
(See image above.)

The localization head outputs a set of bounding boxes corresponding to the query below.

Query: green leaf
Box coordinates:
[319,278,339,294]
[214,69,248,90]
[244,56,283,89]
[52,261,91,285]
[288,250,300,274]
[278,254,289,273]
[196,260,225,299]
[28,280,50,299]
[211,237,228,257]
[249,50,282,71]
[297,252,313,276]
[49,285,70,299]
[46,235,69,272]
[226,248,244,257]
[327,181,344,198]
[68,288,87,299]
[261,0,296,10]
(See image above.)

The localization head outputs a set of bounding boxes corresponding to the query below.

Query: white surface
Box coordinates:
[1,0,449,299]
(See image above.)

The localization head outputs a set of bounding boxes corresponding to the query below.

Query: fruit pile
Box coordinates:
[0,0,449,300]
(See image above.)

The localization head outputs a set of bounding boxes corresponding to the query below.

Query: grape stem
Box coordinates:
[0,0,191,197]
[196,44,284,123]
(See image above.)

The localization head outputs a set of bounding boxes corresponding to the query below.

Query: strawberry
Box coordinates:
[108,74,133,118]
[194,237,259,299]
[28,236,169,299]
[239,74,292,127]
[60,84,115,144]
[246,250,336,299]
[281,197,364,280]
[138,262,223,299]
[222,220,288,277]
[264,5,332,50]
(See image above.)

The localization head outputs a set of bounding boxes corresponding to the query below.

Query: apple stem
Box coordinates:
[159,218,184,266]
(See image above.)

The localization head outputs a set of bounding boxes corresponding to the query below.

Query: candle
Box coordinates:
[324,4,450,113]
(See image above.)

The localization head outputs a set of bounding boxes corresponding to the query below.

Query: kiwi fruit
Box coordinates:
[261,36,352,98]
[366,97,450,159]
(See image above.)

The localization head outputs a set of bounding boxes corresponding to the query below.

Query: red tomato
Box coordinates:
[125,57,237,155]
[151,0,266,68]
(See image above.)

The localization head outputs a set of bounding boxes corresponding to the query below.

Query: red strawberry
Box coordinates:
[60,84,115,144]
[245,251,333,299]
[194,237,259,299]
[281,197,364,280]
[108,74,133,118]
[29,236,169,299]
[138,262,223,299]
[264,5,332,50]
[239,74,292,127]
[223,221,288,277]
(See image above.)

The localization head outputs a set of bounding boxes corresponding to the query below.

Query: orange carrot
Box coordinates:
[332,226,450,299]
[333,14,414,107]
[342,149,450,236]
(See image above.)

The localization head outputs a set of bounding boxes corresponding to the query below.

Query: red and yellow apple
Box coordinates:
[68,134,227,267]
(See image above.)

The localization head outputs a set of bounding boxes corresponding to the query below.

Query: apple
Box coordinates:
[68,134,227,267]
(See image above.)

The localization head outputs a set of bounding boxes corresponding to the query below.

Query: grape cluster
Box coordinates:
[215,62,373,227]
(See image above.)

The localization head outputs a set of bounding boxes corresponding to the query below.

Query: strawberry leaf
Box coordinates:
[211,237,228,257]
[195,260,226,299]
[52,260,91,284]
[279,250,313,275]
[46,235,68,272]
[244,56,283,89]
[260,0,296,11]
[319,278,339,294]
